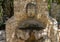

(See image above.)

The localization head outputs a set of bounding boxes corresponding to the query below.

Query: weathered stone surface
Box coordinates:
[6,0,58,42]
[0,30,5,42]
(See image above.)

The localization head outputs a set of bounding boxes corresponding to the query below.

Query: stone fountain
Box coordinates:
[6,0,58,42]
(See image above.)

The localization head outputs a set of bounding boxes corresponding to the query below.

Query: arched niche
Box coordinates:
[26,3,37,18]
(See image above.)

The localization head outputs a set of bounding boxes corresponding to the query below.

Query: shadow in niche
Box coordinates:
[19,24,45,31]
[0,24,5,30]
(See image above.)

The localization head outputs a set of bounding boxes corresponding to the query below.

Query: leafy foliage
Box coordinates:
[0,0,3,26]
[0,0,14,27]
[57,0,60,4]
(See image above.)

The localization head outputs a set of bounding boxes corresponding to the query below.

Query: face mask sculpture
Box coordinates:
[6,0,58,42]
